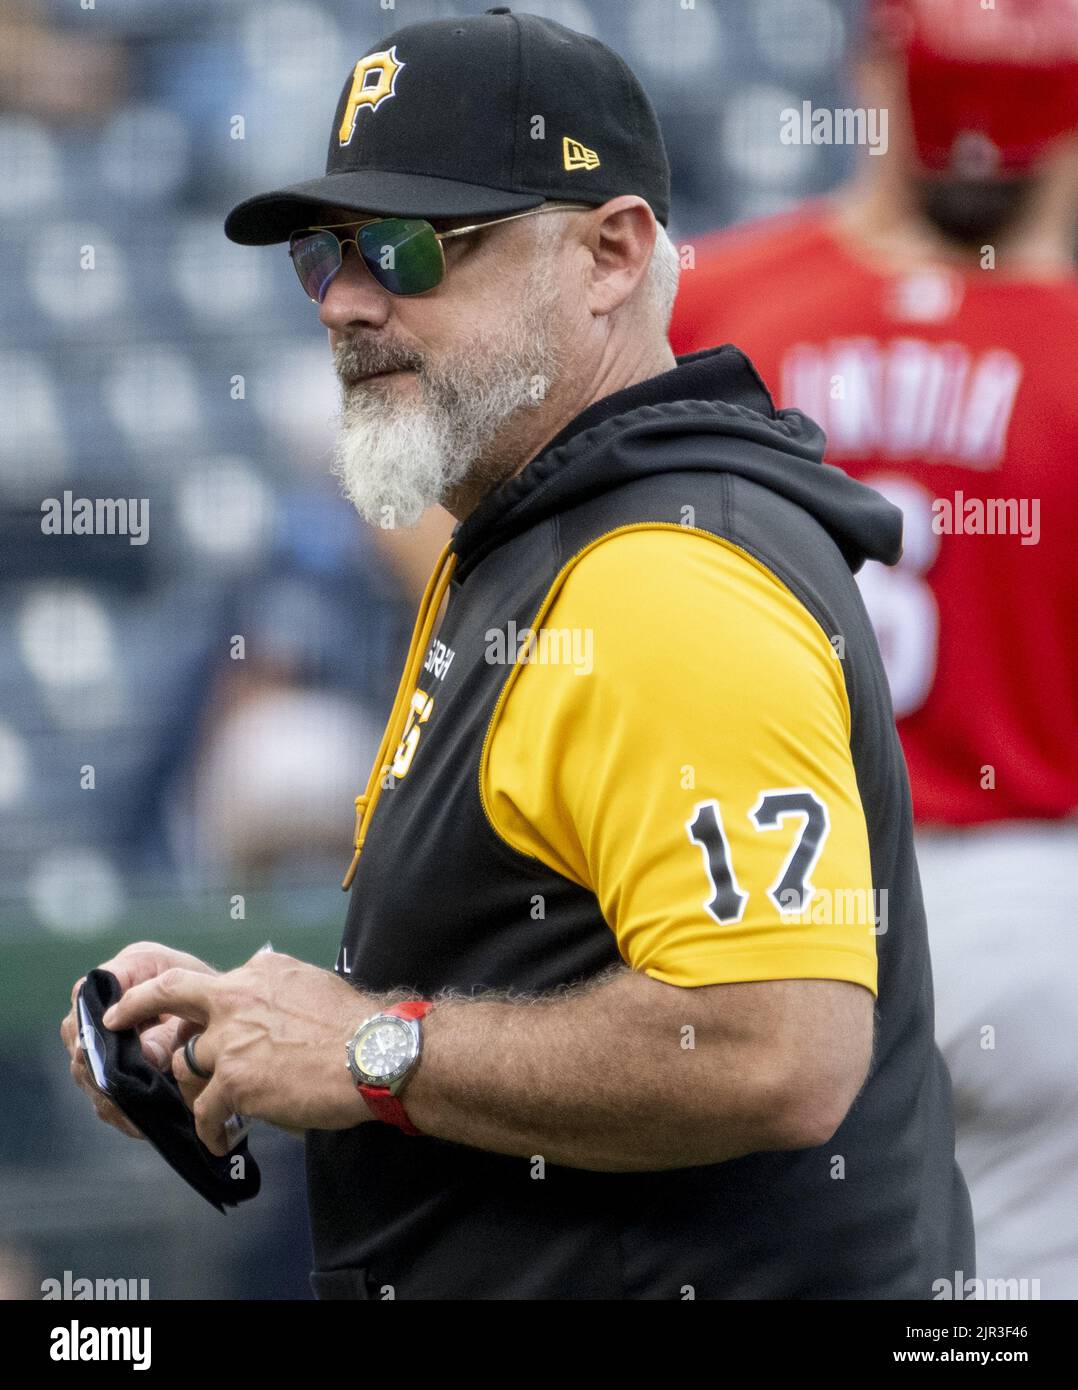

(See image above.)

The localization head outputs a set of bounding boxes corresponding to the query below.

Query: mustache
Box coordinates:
[334,338,425,387]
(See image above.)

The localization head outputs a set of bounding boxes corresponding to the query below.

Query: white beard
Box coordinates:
[330,258,564,528]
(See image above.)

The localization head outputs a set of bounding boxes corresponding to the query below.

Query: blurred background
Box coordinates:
[2,0,1074,1300]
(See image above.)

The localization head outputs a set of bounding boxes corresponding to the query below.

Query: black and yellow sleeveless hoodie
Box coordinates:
[305,345,974,1300]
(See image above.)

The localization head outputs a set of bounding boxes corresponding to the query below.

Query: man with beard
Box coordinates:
[671,0,1078,1296]
[326,205,570,530]
[61,9,973,1298]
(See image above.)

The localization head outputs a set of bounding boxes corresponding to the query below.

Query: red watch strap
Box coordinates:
[385,1000,433,1023]
[359,1087,424,1135]
[357,1000,433,1135]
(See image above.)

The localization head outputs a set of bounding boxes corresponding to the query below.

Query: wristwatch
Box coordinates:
[346,1000,432,1135]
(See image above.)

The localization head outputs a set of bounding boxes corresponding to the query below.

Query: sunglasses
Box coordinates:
[288,202,587,303]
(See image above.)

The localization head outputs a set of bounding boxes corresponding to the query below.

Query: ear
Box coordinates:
[582,197,658,318]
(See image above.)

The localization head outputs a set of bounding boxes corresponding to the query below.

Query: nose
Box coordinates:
[318,244,393,334]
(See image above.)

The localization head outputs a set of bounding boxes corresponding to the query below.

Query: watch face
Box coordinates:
[350,1017,416,1084]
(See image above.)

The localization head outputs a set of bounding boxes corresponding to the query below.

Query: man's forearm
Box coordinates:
[390,966,787,1171]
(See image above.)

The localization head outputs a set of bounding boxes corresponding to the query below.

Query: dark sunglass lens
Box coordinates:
[357,219,445,295]
[289,231,342,303]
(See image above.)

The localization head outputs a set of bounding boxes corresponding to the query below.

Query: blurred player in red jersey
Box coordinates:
[670,0,1078,1296]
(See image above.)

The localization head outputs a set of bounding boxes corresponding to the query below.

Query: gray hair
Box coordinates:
[533,207,681,330]
[646,222,681,331]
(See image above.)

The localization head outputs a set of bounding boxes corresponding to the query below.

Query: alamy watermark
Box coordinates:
[778,886,888,935]
[931,492,1040,545]
[41,491,149,546]
[780,101,888,155]
[485,620,593,676]
[42,1270,149,1300]
[49,1321,151,1370]
[933,1271,1041,1301]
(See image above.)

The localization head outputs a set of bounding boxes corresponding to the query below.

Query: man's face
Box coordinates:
[308,206,576,527]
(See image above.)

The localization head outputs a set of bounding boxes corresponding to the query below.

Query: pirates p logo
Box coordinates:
[338,47,406,147]
[563,137,600,171]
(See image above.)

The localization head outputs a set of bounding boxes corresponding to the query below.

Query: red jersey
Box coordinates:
[670,202,1078,825]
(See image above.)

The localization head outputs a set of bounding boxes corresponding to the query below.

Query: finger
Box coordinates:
[67,1002,177,1078]
[102,968,217,1033]
[69,1049,91,1092]
[61,995,88,1059]
[91,1094,138,1137]
[171,1030,215,1113]
[193,1077,233,1157]
[136,1016,193,1071]
[70,1040,97,1084]
[94,943,218,997]
[70,1047,109,1109]
[171,1016,204,1048]
[90,1091,144,1141]
[174,1067,209,1115]
[136,1033,169,1070]
[168,1020,208,1106]
[77,952,164,1000]
[64,949,219,1061]
[68,1051,144,1140]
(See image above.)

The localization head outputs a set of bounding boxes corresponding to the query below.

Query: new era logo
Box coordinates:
[563,137,600,171]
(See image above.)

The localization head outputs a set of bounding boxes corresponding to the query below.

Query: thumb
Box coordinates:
[136,1016,191,1070]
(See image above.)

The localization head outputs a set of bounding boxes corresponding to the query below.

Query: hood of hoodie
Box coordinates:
[450,344,903,583]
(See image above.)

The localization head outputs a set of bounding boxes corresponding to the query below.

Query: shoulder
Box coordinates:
[542,525,844,708]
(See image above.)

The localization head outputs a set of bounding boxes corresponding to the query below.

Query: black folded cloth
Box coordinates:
[77,968,261,1212]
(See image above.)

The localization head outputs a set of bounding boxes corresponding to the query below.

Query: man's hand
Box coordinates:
[60,941,218,1140]
[102,950,374,1155]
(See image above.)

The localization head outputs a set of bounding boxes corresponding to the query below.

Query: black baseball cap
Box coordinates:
[224,6,670,245]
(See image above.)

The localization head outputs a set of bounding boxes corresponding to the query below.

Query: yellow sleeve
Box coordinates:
[480,525,878,995]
